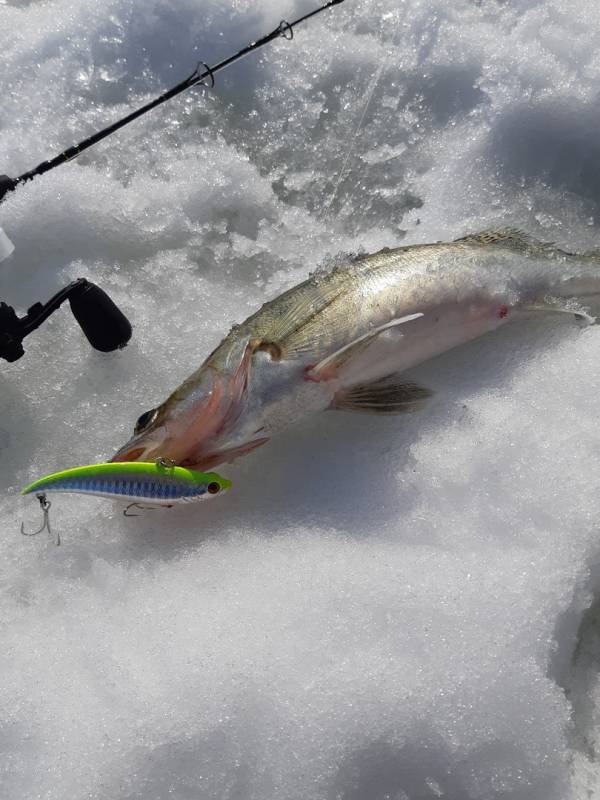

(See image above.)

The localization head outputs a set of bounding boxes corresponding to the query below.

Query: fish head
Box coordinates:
[111,337,270,470]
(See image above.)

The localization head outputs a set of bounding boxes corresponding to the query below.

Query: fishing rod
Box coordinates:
[0,0,347,204]
[0,0,346,366]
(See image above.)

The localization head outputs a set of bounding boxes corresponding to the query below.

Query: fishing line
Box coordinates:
[320,5,403,219]
[321,62,386,216]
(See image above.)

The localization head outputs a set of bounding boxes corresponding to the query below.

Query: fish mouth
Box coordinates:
[110,437,269,470]
[111,445,150,463]
[111,343,262,468]
[110,440,163,464]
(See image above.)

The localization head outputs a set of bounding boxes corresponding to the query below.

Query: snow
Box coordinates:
[2,0,600,797]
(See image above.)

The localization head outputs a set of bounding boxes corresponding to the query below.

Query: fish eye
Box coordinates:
[134,407,158,435]
[207,481,221,495]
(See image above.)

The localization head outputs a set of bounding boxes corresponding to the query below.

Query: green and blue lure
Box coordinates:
[21,461,232,544]
[21,461,231,504]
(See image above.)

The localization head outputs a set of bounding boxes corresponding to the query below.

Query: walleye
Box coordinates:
[112,230,600,470]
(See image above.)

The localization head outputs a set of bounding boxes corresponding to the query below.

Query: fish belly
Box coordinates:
[336,298,510,388]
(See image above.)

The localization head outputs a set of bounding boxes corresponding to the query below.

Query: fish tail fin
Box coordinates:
[457,228,600,319]
[552,256,600,314]
[580,247,600,263]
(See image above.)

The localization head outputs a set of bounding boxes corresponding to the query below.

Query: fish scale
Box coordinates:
[111,229,600,471]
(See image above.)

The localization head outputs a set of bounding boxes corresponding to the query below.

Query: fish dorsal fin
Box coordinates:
[454,228,549,252]
[351,246,392,262]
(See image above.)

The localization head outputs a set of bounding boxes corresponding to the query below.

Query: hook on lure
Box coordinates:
[19,460,232,544]
[21,493,60,546]
[123,502,165,517]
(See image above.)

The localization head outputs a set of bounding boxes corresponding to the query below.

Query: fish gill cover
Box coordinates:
[1,0,600,798]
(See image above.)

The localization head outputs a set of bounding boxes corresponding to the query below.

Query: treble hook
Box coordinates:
[124,502,146,517]
[124,502,170,517]
[21,493,60,546]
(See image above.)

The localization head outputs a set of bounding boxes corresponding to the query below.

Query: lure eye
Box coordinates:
[134,407,158,435]
[207,481,221,495]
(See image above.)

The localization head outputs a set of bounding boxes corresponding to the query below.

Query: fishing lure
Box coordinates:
[21,460,232,544]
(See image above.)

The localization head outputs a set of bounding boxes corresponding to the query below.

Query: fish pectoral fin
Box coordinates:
[262,277,348,360]
[331,375,433,414]
[307,313,424,381]
[526,298,596,326]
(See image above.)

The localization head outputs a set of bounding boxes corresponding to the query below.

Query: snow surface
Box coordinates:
[2,0,600,797]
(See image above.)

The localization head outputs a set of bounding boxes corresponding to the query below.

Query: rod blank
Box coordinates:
[1,0,346,202]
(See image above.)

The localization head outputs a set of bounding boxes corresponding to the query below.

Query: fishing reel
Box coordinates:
[0,0,348,363]
[0,278,132,362]
[0,174,132,362]
[0,175,16,204]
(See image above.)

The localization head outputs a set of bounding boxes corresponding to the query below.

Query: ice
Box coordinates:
[0,226,14,263]
[2,0,600,797]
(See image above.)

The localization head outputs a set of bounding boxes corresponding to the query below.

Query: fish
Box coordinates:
[111,229,600,470]
[22,461,232,505]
